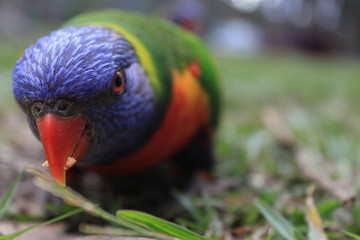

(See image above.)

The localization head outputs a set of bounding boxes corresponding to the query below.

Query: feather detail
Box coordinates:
[84,64,210,174]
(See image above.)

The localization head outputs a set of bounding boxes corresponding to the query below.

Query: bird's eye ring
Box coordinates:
[112,70,126,93]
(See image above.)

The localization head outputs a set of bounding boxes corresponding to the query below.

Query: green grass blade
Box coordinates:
[0,171,23,219]
[254,199,305,240]
[343,231,360,239]
[117,210,207,240]
[27,166,174,240]
[79,224,140,237]
[0,208,83,240]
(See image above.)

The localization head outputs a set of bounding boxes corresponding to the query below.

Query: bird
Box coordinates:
[12,10,221,187]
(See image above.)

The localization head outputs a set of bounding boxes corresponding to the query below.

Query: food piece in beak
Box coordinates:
[36,114,89,185]
[42,157,77,170]
[65,157,77,170]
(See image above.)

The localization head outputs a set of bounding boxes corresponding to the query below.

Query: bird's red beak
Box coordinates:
[36,114,89,186]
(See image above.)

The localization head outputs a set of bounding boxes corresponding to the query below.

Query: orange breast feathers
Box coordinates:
[88,64,211,174]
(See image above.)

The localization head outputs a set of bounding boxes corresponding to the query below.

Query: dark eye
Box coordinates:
[112,70,126,93]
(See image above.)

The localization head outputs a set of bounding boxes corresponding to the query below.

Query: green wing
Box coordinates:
[64,10,221,126]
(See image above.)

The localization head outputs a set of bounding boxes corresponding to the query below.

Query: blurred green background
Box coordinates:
[1,0,360,110]
[1,0,360,238]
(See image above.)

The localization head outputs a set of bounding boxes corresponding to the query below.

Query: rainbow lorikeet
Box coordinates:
[12,10,221,186]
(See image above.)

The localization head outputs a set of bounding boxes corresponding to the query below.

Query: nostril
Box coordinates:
[33,106,41,114]
[54,99,77,117]
[31,102,45,118]
[56,102,69,112]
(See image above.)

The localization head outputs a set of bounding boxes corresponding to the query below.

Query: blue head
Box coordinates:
[12,26,159,176]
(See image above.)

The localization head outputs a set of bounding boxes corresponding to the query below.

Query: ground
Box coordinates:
[1,50,360,239]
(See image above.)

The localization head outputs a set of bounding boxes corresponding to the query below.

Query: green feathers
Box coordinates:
[64,10,221,126]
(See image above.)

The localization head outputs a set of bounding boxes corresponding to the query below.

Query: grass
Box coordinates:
[1,39,360,239]
[213,53,360,239]
[216,52,360,181]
